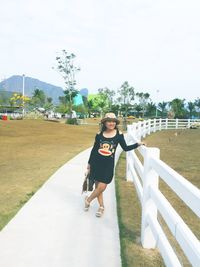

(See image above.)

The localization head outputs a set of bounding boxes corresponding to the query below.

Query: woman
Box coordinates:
[85,112,145,217]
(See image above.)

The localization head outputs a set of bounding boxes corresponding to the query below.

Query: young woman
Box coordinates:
[84,112,145,217]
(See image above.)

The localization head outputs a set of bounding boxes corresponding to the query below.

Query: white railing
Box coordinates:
[126,118,200,267]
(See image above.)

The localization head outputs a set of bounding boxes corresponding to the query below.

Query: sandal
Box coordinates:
[95,206,104,217]
[84,196,90,211]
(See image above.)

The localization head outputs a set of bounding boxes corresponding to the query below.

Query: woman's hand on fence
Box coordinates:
[138,141,146,146]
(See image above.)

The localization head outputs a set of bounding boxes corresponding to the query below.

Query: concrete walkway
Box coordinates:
[0,146,123,267]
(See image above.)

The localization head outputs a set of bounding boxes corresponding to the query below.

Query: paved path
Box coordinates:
[0,146,123,267]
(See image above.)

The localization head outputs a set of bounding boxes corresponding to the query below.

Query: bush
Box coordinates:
[65,118,78,125]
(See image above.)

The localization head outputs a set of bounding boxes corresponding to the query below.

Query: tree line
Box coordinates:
[1,49,200,119]
[0,81,200,119]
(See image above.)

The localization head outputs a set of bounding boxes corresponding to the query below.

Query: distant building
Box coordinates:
[73,88,89,106]
[73,93,84,105]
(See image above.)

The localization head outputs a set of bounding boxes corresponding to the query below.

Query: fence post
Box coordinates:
[148,119,151,135]
[159,118,162,131]
[137,121,142,140]
[142,120,146,138]
[126,126,132,181]
[141,147,160,248]
[176,118,178,129]
[187,119,191,128]
[153,118,156,132]
[126,151,133,181]
[165,118,168,129]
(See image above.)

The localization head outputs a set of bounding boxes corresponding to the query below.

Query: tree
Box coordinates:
[194,98,200,118]
[47,97,53,104]
[83,98,95,118]
[44,97,54,111]
[0,91,10,105]
[169,98,186,118]
[146,102,156,117]
[56,96,70,114]
[135,104,143,117]
[158,101,168,118]
[136,92,150,117]
[31,88,46,108]
[98,87,115,109]
[54,50,80,117]
[9,93,30,110]
[187,101,196,118]
[117,81,135,117]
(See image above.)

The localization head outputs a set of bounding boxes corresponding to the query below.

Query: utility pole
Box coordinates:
[22,74,25,117]
[155,89,159,118]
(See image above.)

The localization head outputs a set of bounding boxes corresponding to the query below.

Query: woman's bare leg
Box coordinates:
[87,182,107,204]
[97,192,104,207]
[94,182,104,207]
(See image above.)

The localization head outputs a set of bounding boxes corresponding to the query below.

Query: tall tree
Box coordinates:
[31,88,46,108]
[135,104,143,117]
[98,87,115,109]
[85,98,95,118]
[158,101,168,118]
[54,50,80,117]
[169,98,186,118]
[194,98,200,118]
[187,101,196,118]
[117,81,135,117]
[136,92,150,117]
[146,102,156,117]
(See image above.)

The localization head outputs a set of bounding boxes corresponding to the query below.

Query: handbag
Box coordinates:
[82,172,94,194]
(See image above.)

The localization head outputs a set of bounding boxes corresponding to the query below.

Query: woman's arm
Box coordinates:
[119,134,145,151]
[88,134,99,165]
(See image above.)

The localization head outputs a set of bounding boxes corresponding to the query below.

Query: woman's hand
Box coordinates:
[138,141,146,146]
[85,165,90,176]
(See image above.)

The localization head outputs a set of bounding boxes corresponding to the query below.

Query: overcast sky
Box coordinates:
[0,0,200,102]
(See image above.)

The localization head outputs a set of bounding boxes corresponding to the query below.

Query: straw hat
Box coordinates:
[101,112,120,124]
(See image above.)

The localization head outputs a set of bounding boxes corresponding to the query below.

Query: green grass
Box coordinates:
[0,119,98,230]
[1,120,199,266]
[115,129,200,266]
[115,153,165,267]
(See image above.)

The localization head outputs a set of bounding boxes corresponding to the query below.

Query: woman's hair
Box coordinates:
[100,122,118,132]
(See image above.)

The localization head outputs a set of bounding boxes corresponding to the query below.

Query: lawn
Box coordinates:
[115,128,200,266]
[0,120,199,266]
[0,119,99,230]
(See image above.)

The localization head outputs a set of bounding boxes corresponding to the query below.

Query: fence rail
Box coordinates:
[126,118,200,267]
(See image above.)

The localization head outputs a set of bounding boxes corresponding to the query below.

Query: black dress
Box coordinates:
[88,129,139,184]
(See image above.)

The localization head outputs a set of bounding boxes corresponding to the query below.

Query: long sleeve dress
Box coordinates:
[88,129,139,184]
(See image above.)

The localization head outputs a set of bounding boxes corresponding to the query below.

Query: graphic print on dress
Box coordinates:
[98,140,116,156]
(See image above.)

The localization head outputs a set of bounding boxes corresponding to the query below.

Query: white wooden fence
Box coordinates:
[126,118,200,267]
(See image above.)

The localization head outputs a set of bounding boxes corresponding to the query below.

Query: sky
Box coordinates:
[0,0,200,103]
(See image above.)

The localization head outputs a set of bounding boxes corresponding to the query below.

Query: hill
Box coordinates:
[0,75,64,104]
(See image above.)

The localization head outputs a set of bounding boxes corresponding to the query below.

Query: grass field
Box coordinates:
[0,120,199,266]
[115,128,200,266]
[0,119,99,230]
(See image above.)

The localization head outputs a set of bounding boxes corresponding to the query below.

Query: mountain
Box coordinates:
[0,75,64,104]
[79,88,88,97]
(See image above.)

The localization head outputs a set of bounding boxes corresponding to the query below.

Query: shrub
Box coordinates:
[65,118,78,125]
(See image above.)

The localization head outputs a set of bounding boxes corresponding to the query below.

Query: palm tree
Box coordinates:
[32,88,46,107]
[118,81,135,117]
[194,98,200,118]
[135,104,143,117]
[146,102,156,117]
[158,101,168,118]
[136,92,150,117]
[187,101,195,118]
